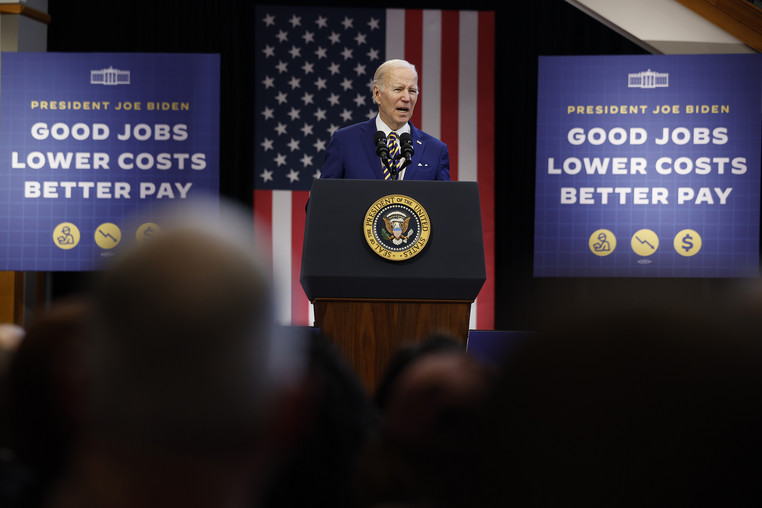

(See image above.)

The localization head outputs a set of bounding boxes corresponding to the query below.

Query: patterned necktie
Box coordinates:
[385,132,404,180]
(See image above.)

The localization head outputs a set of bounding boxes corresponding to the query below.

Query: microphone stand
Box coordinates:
[383,157,399,180]
[376,131,413,181]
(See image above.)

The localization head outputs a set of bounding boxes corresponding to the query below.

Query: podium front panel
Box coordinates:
[300,179,486,301]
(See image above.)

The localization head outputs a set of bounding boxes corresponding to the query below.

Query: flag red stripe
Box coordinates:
[404,9,423,129]
[441,11,460,182]
[476,11,496,330]
[291,191,310,326]
[253,189,275,284]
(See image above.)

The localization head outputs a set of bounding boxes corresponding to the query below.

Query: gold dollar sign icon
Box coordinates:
[674,229,702,257]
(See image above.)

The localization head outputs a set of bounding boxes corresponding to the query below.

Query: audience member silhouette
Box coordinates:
[0,323,24,352]
[0,322,27,507]
[0,322,25,451]
[259,330,379,508]
[373,334,466,413]
[478,305,762,507]
[357,334,493,508]
[5,300,89,508]
[41,200,307,508]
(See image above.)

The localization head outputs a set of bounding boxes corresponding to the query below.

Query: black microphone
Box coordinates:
[399,132,414,167]
[374,130,389,160]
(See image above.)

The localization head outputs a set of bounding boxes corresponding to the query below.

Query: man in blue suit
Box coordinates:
[319,59,450,181]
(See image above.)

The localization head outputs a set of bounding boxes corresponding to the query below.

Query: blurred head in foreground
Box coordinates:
[0,324,24,354]
[0,323,25,452]
[86,197,304,456]
[8,299,87,485]
[356,334,493,508]
[479,305,762,507]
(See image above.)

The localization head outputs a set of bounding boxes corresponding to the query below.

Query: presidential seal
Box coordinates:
[364,194,431,261]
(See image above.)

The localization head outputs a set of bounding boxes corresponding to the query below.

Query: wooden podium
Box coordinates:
[301,179,486,392]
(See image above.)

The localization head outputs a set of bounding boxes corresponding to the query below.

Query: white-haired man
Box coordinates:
[320,59,450,181]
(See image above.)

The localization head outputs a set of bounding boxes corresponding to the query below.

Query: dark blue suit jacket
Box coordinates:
[319,117,450,180]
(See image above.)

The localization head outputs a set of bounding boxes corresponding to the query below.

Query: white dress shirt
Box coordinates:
[375,115,411,180]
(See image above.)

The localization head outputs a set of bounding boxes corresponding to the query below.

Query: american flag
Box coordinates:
[253,5,495,330]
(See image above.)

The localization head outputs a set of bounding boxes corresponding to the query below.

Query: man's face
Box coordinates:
[374,67,419,131]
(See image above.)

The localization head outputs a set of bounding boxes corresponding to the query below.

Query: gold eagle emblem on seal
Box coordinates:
[363,194,430,261]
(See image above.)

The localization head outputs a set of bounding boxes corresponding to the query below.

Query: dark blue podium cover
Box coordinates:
[300,179,486,301]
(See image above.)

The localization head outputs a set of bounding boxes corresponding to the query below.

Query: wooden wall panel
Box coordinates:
[675,0,762,51]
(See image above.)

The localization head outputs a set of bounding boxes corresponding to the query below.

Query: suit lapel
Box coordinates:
[404,124,424,179]
[361,118,384,178]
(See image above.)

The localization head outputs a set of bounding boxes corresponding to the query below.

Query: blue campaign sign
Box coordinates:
[0,52,220,271]
[534,54,762,278]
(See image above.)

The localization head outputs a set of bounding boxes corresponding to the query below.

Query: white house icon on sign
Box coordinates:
[628,69,668,89]
[91,67,130,85]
